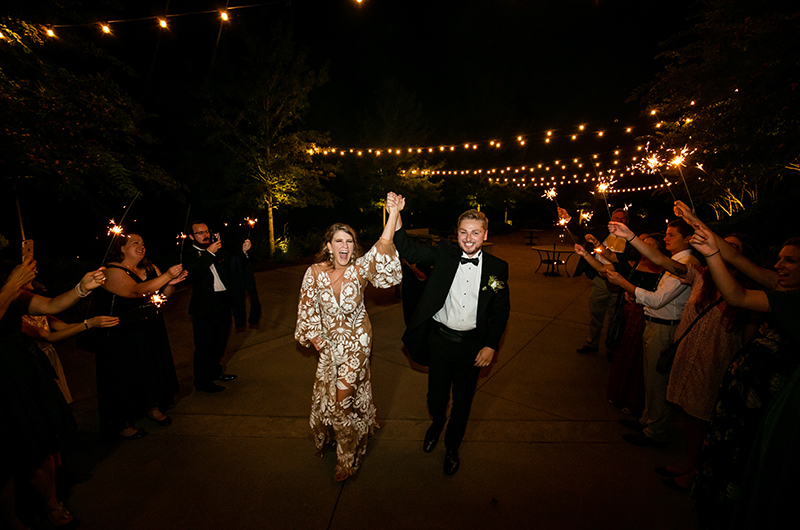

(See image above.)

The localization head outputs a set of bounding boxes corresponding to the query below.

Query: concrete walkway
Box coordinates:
[59,231,698,530]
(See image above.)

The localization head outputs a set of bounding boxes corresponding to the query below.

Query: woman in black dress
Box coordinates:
[94,234,187,438]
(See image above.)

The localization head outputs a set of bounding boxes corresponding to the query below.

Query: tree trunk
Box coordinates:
[267,204,275,258]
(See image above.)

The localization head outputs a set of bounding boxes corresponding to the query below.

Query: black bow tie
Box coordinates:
[460,257,479,266]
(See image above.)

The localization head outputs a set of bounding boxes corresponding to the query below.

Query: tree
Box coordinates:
[0,15,180,209]
[203,26,335,257]
[629,0,800,219]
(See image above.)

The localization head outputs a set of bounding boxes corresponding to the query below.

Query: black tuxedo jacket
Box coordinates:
[394,227,511,366]
[183,245,234,317]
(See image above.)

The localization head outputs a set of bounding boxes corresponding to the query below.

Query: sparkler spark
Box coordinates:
[542,188,557,201]
[107,220,124,236]
[580,211,593,224]
[150,293,167,308]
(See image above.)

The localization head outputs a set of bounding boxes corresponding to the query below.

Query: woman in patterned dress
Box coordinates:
[295,195,403,481]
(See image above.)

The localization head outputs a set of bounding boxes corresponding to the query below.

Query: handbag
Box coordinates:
[656,297,723,375]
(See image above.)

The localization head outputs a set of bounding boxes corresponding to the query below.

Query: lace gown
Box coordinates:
[295,241,402,477]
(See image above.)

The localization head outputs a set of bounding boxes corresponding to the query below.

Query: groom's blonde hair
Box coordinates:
[457,209,488,231]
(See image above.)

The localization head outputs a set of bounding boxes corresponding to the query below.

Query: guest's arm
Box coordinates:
[22,268,107,316]
[574,244,611,276]
[674,201,778,290]
[608,221,686,277]
[23,315,120,343]
[0,255,37,319]
[689,224,770,312]
[103,264,184,298]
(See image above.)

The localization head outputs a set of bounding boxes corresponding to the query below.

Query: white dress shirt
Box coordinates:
[636,249,693,320]
[434,251,482,331]
[193,244,227,292]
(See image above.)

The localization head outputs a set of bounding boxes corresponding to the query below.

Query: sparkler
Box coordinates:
[542,187,560,208]
[580,211,593,224]
[669,146,696,212]
[595,178,617,219]
[101,192,140,265]
[632,147,677,201]
[244,216,258,237]
[150,293,167,308]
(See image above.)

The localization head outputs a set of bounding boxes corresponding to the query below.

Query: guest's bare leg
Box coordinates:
[29,454,75,525]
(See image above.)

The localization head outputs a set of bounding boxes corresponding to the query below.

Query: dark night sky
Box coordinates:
[71,0,696,146]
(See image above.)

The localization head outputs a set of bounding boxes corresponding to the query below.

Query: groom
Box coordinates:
[391,193,510,475]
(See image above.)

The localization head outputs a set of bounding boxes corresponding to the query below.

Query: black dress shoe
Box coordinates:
[576,345,598,354]
[443,449,460,475]
[619,418,645,431]
[622,432,665,447]
[195,384,226,393]
[423,425,441,453]
[215,373,237,382]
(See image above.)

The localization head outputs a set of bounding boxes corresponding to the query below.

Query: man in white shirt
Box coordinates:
[608,219,699,446]
[394,206,510,475]
[184,222,251,393]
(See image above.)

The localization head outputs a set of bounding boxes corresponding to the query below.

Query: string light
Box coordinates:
[45,28,55,37]
[101,24,111,33]
[158,19,168,28]
[220,11,229,21]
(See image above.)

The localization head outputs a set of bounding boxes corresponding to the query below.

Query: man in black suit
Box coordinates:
[184,221,249,392]
[391,194,510,475]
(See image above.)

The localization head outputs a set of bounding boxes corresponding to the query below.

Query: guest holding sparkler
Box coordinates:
[608,217,756,490]
[605,218,698,447]
[558,207,637,356]
[93,233,187,439]
[672,202,800,529]
[1,255,107,529]
[576,233,666,417]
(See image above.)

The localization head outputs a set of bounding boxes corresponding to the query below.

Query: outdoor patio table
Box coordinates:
[531,244,576,277]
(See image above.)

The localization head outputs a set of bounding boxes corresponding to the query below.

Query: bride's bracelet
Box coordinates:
[75,282,91,298]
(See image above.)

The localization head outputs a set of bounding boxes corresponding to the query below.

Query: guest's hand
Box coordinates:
[3,254,37,292]
[207,240,222,254]
[608,221,633,241]
[673,200,701,226]
[242,239,252,253]
[166,264,184,279]
[585,234,601,247]
[396,194,405,211]
[557,207,571,221]
[87,316,120,328]
[574,244,588,257]
[474,346,495,367]
[168,270,188,285]
[606,270,623,286]
[624,292,635,303]
[690,224,720,257]
[80,267,107,292]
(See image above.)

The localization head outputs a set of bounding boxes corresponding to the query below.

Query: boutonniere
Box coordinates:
[482,275,505,293]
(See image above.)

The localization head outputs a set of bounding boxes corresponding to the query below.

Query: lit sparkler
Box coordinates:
[668,145,696,212]
[631,146,677,201]
[150,293,167,308]
[101,192,140,266]
[595,178,617,219]
[245,216,258,237]
[542,187,560,208]
[580,211,593,224]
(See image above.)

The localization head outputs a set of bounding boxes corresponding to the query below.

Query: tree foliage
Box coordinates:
[630,0,800,218]
[202,26,335,255]
[0,15,180,207]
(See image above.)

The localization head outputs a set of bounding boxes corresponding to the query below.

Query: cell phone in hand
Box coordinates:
[21,239,34,260]
[212,232,221,243]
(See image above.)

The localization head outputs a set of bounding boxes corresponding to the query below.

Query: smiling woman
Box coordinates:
[295,197,403,482]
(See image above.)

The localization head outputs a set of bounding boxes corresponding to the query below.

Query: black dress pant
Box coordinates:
[192,292,232,388]
[427,324,482,450]
[230,255,262,328]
